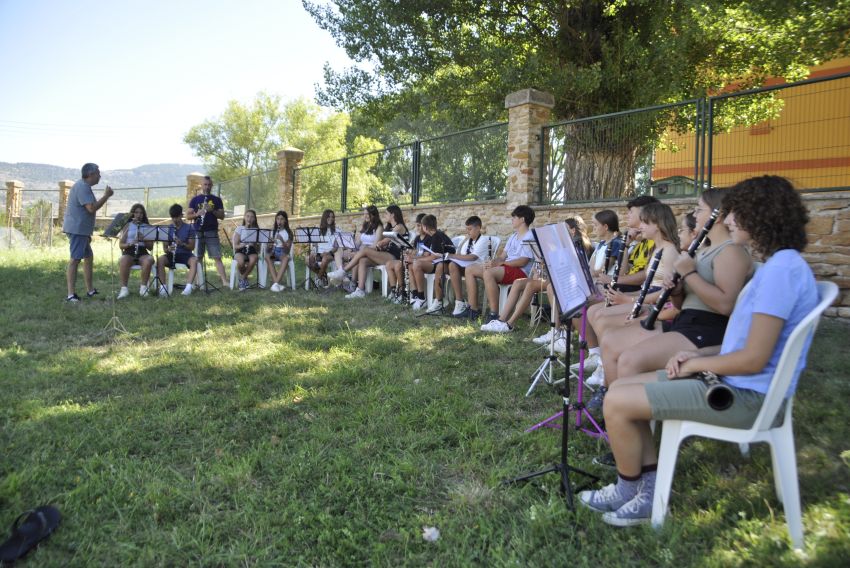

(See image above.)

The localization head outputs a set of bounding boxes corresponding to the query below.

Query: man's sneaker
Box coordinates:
[571,352,600,373]
[182,283,194,296]
[602,477,654,527]
[586,387,607,411]
[484,312,499,324]
[481,319,513,333]
[86,288,99,298]
[411,297,426,310]
[578,481,635,514]
[158,286,168,298]
[65,294,81,303]
[117,287,130,299]
[139,285,149,297]
[391,292,405,305]
[452,300,468,316]
[238,278,248,291]
[592,451,616,470]
[270,283,283,292]
[586,364,606,387]
[341,280,357,294]
[427,298,442,312]
[345,287,366,299]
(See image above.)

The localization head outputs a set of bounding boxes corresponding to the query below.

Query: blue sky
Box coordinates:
[0,0,355,169]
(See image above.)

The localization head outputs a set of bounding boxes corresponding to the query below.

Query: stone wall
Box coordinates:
[281,191,849,317]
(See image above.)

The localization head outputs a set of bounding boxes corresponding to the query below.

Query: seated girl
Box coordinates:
[327,205,384,298]
[265,210,293,292]
[386,213,425,303]
[232,209,261,290]
[579,175,818,526]
[117,203,155,299]
[308,209,337,286]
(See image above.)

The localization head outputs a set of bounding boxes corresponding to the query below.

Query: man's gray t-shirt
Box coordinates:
[63,179,96,235]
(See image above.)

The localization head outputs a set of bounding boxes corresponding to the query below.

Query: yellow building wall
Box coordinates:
[653,58,850,189]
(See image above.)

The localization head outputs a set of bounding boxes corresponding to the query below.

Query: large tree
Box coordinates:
[305,0,850,198]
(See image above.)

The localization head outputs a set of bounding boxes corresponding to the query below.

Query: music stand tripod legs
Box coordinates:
[526,303,565,397]
[503,313,600,509]
[195,230,221,294]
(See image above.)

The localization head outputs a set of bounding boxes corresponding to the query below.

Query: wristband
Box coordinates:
[682,270,698,281]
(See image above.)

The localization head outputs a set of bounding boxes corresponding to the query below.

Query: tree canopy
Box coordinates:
[305,0,850,130]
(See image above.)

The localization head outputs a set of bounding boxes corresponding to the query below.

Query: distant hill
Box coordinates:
[0,162,206,191]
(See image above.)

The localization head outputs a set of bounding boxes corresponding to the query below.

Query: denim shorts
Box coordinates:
[68,234,93,260]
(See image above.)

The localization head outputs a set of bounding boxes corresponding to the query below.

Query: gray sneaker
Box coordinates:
[578,480,636,513]
[602,475,654,527]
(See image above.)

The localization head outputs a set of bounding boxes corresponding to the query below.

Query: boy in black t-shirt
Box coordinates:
[410,214,456,311]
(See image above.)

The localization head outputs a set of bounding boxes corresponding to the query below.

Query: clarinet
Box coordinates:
[628,249,663,319]
[641,208,720,330]
[605,235,628,307]
[603,236,614,275]
[133,221,141,258]
[170,227,177,267]
[697,371,734,410]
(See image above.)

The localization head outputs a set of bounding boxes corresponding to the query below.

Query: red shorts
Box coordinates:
[499,264,527,285]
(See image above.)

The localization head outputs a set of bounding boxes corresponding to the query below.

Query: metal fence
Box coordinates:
[294,122,508,213]
[216,168,279,218]
[540,71,850,204]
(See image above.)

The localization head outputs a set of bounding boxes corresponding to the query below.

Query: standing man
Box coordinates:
[187,175,228,287]
[63,163,114,302]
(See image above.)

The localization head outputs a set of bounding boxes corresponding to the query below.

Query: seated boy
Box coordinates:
[155,203,198,297]
[464,205,535,321]
[410,214,456,311]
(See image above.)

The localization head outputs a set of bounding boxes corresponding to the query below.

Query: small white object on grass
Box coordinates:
[422,526,440,542]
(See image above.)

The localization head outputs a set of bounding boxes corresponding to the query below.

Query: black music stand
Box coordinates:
[294,226,323,291]
[235,228,274,290]
[503,222,600,510]
[148,226,180,297]
[194,225,221,294]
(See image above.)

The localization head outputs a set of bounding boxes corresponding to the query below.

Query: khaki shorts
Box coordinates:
[645,371,780,430]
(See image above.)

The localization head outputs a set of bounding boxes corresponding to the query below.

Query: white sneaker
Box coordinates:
[270,283,282,292]
[328,269,347,285]
[571,352,600,373]
[586,364,606,387]
[139,285,149,297]
[427,298,442,312]
[553,336,568,354]
[117,287,130,299]
[182,283,194,296]
[532,328,555,345]
[411,298,426,310]
[452,300,468,316]
[345,287,366,299]
[480,319,512,333]
[158,285,168,298]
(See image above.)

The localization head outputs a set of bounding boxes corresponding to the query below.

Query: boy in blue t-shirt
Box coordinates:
[155,204,199,297]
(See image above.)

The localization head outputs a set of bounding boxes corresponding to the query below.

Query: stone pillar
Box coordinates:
[58,180,73,224]
[5,180,23,219]
[277,147,304,216]
[505,88,555,208]
[186,172,206,203]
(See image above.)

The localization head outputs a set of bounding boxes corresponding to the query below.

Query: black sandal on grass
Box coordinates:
[0,505,61,564]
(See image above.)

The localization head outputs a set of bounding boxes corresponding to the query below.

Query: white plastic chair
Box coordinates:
[166,263,191,294]
[259,257,296,290]
[477,235,503,313]
[425,236,467,304]
[651,281,838,550]
[304,259,336,290]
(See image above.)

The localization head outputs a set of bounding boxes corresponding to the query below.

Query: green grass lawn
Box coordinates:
[1,241,849,566]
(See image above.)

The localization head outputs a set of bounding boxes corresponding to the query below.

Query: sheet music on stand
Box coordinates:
[335,231,356,250]
[147,226,176,242]
[532,222,596,318]
[239,228,274,244]
[137,225,159,241]
[294,226,322,244]
[102,212,131,238]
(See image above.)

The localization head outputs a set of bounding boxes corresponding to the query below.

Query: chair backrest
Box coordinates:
[750,280,838,432]
[452,235,464,249]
